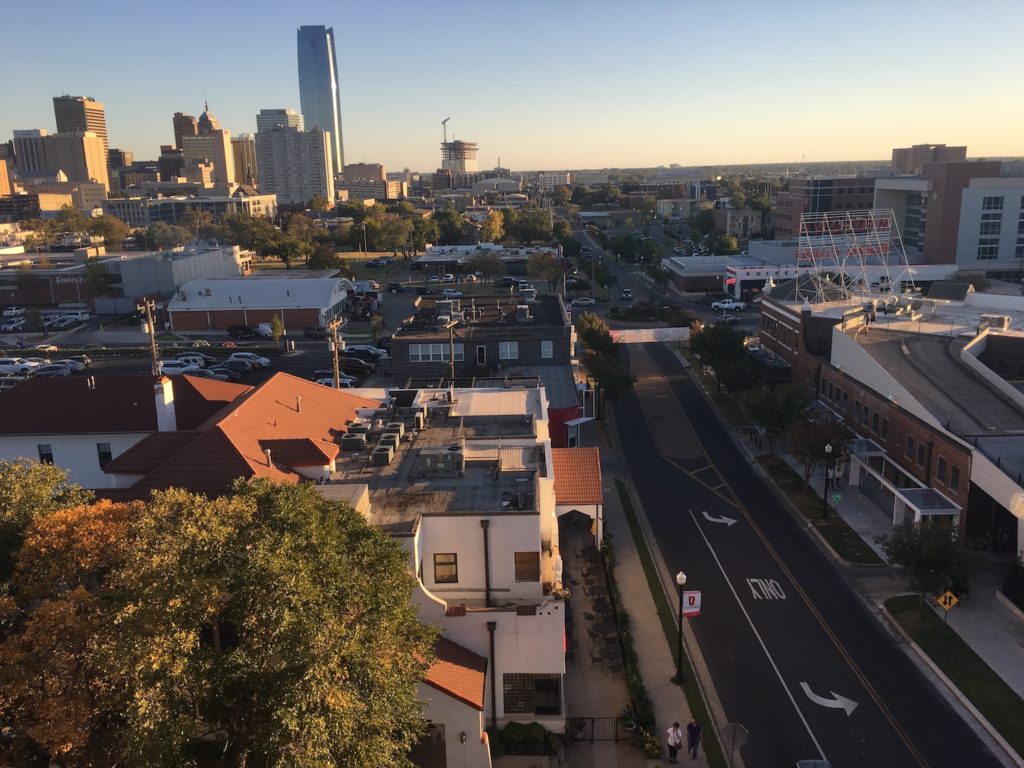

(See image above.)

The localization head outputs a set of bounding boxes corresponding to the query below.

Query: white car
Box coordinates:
[571,297,597,307]
[440,274,455,283]
[0,318,25,332]
[53,358,87,372]
[228,352,270,368]
[175,353,207,368]
[711,298,747,311]
[314,377,354,389]
[442,288,464,299]
[158,359,200,375]
[2,307,26,318]
[0,358,39,374]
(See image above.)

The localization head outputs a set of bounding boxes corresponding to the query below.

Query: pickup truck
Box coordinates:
[711,298,747,311]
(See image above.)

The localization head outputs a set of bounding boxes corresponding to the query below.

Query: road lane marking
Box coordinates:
[800,682,859,716]
[687,508,829,763]
[702,510,737,527]
[746,578,786,600]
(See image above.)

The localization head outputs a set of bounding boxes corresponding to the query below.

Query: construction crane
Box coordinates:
[441,117,450,143]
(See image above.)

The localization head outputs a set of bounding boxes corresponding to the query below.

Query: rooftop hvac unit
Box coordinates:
[340,433,367,451]
[372,445,394,466]
[379,433,400,450]
[414,411,426,431]
[204,287,212,296]
[385,421,406,439]
[979,313,1011,332]
[348,422,369,436]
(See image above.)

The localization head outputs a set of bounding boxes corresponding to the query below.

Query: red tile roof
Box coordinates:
[424,637,488,711]
[107,372,380,498]
[551,447,603,506]
[0,375,250,435]
[103,431,200,474]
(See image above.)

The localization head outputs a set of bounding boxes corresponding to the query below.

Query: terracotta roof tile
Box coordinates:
[424,637,488,711]
[551,447,603,506]
[259,438,339,467]
[103,431,200,474]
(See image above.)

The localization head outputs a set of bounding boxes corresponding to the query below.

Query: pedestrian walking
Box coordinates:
[686,717,703,759]
[666,722,683,763]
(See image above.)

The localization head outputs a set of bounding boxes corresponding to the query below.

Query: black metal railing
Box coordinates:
[565,716,632,743]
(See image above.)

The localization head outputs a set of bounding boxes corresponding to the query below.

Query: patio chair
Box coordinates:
[588,649,604,667]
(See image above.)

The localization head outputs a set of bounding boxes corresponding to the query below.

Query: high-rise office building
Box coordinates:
[297,25,344,175]
[256,108,304,134]
[180,103,235,186]
[53,96,108,158]
[232,134,258,186]
[891,144,967,174]
[0,159,10,197]
[255,126,333,205]
[173,112,199,149]
[13,129,110,191]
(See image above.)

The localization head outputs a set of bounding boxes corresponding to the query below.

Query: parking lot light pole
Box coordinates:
[672,570,687,684]
[822,443,833,518]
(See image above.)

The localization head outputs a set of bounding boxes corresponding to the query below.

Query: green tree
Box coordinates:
[309,194,330,213]
[83,259,111,296]
[550,186,572,206]
[181,207,213,241]
[527,251,563,291]
[410,216,440,255]
[575,313,633,400]
[710,232,740,255]
[145,222,192,250]
[86,214,130,247]
[747,193,771,216]
[270,314,285,341]
[433,205,465,245]
[611,234,639,263]
[741,385,807,454]
[480,210,505,243]
[688,208,715,237]
[787,413,853,487]
[106,481,435,767]
[54,205,89,234]
[690,324,750,393]
[285,212,318,243]
[878,523,972,612]
[307,243,342,270]
[552,220,572,241]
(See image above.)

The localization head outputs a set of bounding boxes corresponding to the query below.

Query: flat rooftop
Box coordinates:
[397,294,567,338]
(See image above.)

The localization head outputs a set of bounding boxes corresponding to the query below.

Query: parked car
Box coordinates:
[32,344,59,353]
[571,297,597,307]
[495,277,518,288]
[217,359,254,376]
[342,348,382,364]
[185,368,230,381]
[0,318,25,332]
[190,339,212,348]
[23,357,51,366]
[304,326,328,339]
[338,357,376,376]
[415,286,436,296]
[228,351,270,369]
[53,358,87,372]
[2,307,26,318]
[440,273,456,283]
[158,359,200,375]
[175,353,207,368]
[312,369,359,385]
[66,355,92,368]
[347,344,387,359]
[386,282,406,293]
[49,317,78,330]
[375,336,393,352]
[208,365,243,381]
[227,325,257,339]
[314,377,354,389]
[0,358,38,374]
[59,310,91,322]
[442,288,464,299]
[711,298,747,311]
[717,314,741,325]
[620,288,632,300]
[33,364,71,378]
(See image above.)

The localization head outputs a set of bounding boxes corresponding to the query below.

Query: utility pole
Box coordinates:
[138,299,160,376]
[329,317,344,389]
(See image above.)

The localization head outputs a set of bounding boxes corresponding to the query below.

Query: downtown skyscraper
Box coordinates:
[296,25,344,176]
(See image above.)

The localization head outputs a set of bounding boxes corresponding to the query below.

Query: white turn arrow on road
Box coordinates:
[702,510,737,527]
[799,682,858,716]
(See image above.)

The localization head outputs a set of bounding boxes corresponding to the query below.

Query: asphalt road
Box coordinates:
[613,343,1001,768]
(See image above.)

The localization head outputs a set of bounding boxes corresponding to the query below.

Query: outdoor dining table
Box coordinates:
[592,601,613,615]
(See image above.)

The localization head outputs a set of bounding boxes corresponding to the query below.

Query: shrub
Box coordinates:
[487,722,558,756]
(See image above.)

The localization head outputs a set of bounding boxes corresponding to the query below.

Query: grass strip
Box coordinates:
[885,594,1024,757]
[615,479,727,768]
[757,455,883,565]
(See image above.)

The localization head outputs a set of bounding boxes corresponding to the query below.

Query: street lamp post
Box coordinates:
[822,443,833,518]
[672,571,687,684]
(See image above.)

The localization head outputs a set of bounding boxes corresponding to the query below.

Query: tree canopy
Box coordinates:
[878,522,972,610]
[0,468,436,768]
[742,385,806,453]
[480,210,504,243]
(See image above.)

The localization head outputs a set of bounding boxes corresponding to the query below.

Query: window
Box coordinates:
[499,341,519,360]
[982,195,1004,211]
[881,418,889,441]
[826,381,834,400]
[37,444,53,464]
[541,340,553,359]
[409,343,464,363]
[96,442,112,468]
[979,220,1002,236]
[950,466,960,492]
[905,435,914,459]
[503,673,562,716]
[433,553,458,584]
[854,401,861,421]
[514,551,540,582]
[937,456,947,483]
[861,407,869,427]
[917,442,926,466]
[872,412,879,433]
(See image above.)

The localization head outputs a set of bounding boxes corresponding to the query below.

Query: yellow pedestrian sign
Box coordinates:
[937,591,959,611]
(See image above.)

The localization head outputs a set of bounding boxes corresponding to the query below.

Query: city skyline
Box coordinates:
[4,0,1023,171]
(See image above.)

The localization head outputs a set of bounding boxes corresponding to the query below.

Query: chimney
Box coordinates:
[264,448,272,466]
[296,395,302,413]
[154,377,177,432]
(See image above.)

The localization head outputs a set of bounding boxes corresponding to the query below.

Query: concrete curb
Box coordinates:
[995,590,1024,624]
[878,602,1024,768]
[605,397,743,768]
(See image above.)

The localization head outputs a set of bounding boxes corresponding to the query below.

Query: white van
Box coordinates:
[60,310,91,322]
[158,359,199,375]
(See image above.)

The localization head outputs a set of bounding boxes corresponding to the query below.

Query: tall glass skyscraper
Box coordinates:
[296,25,344,176]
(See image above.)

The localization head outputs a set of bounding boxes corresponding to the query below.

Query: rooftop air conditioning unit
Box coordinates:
[372,445,394,465]
[379,433,400,450]
[204,287,212,296]
[385,421,406,439]
[340,433,367,451]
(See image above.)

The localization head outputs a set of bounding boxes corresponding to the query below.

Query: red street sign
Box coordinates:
[683,590,702,617]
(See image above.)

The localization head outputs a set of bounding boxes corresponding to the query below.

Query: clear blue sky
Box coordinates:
[6,0,1022,171]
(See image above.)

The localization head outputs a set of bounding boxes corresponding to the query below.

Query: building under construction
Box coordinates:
[441,139,478,173]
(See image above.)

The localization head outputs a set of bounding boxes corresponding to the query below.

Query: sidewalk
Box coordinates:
[597,424,720,767]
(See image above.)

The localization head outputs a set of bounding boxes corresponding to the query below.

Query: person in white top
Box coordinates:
[666,721,683,763]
